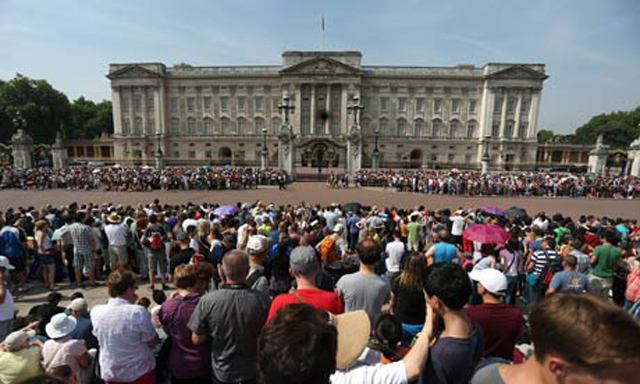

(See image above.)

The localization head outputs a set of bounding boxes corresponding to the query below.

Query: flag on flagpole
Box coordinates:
[322,15,325,32]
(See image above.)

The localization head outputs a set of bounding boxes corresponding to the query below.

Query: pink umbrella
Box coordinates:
[463,223,510,244]
[482,206,505,216]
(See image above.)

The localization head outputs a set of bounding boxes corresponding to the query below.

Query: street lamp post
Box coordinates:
[155,133,164,170]
[372,128,380,171]
[278,93,295,126]
[261,128,268,170]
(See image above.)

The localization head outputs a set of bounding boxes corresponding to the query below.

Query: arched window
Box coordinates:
[134,117,143,135]
[379,118,388,136]
[505,121,514,138]
[170,118,179,135]
[397,119,406,137]
[413,119,424,137]
[466,123,475,138]
[450,120,459,138]
[204,118,213,135]
[237,118,246,135]
[187,118,196,135]
[255,117,265,135]
[271,118,281,135]
[122,119,131,134]
[431,120,441,137]
[518,123,528,139]
[221,118,230,135]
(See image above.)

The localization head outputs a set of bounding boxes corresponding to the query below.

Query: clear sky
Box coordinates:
[1,0,638,134]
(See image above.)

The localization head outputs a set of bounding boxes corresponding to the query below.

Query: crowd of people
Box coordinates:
[0,198,639,384]
[0,167,290,191]
[354,169,640,199]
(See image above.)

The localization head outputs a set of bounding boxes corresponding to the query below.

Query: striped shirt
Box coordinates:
[67,222,93,255]
[530,249,559,276]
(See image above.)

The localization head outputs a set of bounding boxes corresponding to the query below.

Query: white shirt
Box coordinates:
[105,223,129,246]
[450,216,465,236]
[182,218,198,232]
[385,241,405,273]
[0,287,14,321]
[91,298,156,382]
[330,361,407,384]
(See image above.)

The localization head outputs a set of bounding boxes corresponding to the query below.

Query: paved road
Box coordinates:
[1,183,638,219]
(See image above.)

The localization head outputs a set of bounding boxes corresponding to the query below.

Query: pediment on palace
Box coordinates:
[486,65,548,80]
[107,65,163,79]
[280,57,361,76]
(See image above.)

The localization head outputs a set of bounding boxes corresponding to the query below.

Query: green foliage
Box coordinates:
[537,129,555,144]
[0,74,113,143]
[573,107,640,148]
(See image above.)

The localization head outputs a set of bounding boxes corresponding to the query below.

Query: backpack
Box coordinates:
[319,235,338,264]
[535,250,562,291]
[150,231,163,251]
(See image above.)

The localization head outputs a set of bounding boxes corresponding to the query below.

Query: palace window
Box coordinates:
[187,118,196,135]
[134,117,143,135]
[448,154,455,162]
[469,100,477,114]
[170,118,179,135]
[146,97,154,112]
[272,97,279,112]
[204,118,213,135]
[255,117,265,134]
[416,98,425,113]
[238,97,246,112]
[379,118,388,135]
[505,122,514,138]
[122,118,131,134]
[134,95,142,112]
[221,118,230,135]
[450,121,459,137]
[452,99,460,114]
[254,96,264,112]
[413,120,423,137]
[204,97,212,111]
[122,97,130,112]
[171,97,178,113]
[433,99,442,114]
[494,98,502,114]
[466,123,475,138]
[187,97,195,113]
[380,97,388,113]
[518,123,527,138]
[492,124,500,137]
[189,151,196,159]
[507,98,516,113]
[397,119,406,136]
[432,121,440,137]
[147,118,155,135]
[521,99,530,114]
[271,118,281,135]
[398,98,407,112]
[173,151,180,159]
[221,97,229,113]
[237,118,246,135]
[465,154,472,163]
[205,150,212,158]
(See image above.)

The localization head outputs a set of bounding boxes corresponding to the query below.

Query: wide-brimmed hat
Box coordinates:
[0,256,15,270]
[45,313,77,339]
[2,329,35,351]
[107,212,122,223]
[332,310,371,369]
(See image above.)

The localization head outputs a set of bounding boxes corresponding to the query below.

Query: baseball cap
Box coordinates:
[289,245,318,275]
[469,268,507,296]
[247,235,268,254]
[0,256,15,270]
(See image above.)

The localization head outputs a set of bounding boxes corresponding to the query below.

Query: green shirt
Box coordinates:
[591,244,621,279]
[407,222,421,243]
[554,227,571,243]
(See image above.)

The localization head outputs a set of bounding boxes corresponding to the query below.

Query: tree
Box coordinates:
[573,107,640,148]
[0,74,71,144]
[537,129,555,144]
[68,97,113,139]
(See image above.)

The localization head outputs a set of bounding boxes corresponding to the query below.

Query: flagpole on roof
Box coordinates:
[321,14,326,50]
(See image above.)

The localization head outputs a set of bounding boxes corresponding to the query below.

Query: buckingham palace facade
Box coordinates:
[107,51,548,172]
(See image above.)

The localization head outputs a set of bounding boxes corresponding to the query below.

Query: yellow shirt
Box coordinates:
[0,346,44,384]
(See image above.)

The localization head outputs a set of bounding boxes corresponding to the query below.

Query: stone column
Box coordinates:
[498,89,508,137]
[325,86,331,135]
[341,86,349,135]
[529,89,541,138]
[310,85,316,135]
[294,85,302,136]
[477,84,495,164]
[112,87,123,135]
[514,89,522,138]
[278,126,295,178]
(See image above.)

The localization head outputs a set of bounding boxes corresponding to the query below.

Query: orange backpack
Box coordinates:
[319,235,338,264]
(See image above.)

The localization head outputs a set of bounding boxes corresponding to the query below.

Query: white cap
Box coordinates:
[0,256,15,270]
[333,223,344,233]
[246,235,268,254]
[469,268,508,296]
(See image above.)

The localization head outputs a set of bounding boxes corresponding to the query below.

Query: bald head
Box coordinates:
[222,250,250,282]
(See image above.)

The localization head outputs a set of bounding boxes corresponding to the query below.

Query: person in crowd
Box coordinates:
[0,217,29,292]
[104,212,130,271]
[91,269,158,384]
[563,238,591,275]
[268,245,343,322]
[498,239,520,305]
[0,328,44,384]
[0,256,16,342]
[29,292,65,337]
[406,214,421,252]
[169,231,196,275]
[140,214,169,291]
[546,254,592,295]
[67,298,97,349]
[42,313,91,384]
[527,237,560,305]
[466,268,524,360]
[245,235,269,293]
[384,231,405,281]
[35,219,58,291]
[389,251,426,343]
[316,223,347,270]
[160,264,213,384]
[265,232,293,296]
[421,263,483,384]
[336,239,390,325]
[471,294,640,384]
[189,250,270,384]
[425,229,461,265]
[258,302,434,384]
[589,231,622,297]
[64,211,97,288]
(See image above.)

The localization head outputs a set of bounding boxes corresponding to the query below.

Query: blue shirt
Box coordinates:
[347,215,361,234]
[550,270,592,293]
[433,242,457,264]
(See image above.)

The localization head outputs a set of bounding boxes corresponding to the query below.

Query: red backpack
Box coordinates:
[150,231,163,251]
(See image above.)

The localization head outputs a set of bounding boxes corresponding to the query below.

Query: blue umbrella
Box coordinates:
[213,205,238,216]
